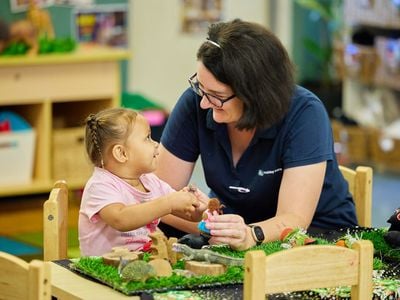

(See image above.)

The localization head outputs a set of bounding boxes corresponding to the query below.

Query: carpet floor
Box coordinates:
[1,228,80,261]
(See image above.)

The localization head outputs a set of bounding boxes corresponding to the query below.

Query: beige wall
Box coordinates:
[128,0,270,110]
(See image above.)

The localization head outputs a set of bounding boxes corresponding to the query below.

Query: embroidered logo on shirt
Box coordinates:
[258,168,282,176]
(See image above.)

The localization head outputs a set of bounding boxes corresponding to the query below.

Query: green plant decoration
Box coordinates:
[295,0,344,86]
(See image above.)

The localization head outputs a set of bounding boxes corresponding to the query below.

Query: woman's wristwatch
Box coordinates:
[249,225,265,245]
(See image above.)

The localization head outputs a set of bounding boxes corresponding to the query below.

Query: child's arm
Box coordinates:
[99,191,198,232]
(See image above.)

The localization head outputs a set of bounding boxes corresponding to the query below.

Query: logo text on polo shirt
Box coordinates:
[258,168,282,176]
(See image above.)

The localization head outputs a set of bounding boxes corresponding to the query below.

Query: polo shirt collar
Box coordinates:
[205,109,279,139]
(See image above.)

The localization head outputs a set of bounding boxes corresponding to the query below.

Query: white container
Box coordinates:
[0,129,35,185]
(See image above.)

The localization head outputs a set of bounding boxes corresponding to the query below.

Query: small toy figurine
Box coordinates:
[118,260,156,282]
[0,19,37,55]
[197,198,224,237]
[384,207,400,248]
[280,227,316,248]
[26,0,54,39]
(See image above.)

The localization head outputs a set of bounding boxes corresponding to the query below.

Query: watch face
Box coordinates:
[253,226,265,242]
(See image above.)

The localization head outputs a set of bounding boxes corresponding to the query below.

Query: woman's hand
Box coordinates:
[206,213,256,250]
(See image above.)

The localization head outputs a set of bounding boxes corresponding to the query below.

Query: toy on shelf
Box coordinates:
[26,0,54,39]
[0,19,37,55]
[0,0,75,56]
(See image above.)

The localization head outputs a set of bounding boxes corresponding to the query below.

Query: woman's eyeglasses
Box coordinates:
[188,73,235,108]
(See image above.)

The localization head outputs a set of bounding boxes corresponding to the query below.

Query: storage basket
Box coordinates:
[53,127,92,182]
[0,129,35,185]
[369,130,400,170]
[334,42,378,84]
[344,0,400,28]
[331,120,370,164]
[374,37,400,90]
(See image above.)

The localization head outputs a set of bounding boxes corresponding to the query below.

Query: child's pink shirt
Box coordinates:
[78,167,174,256]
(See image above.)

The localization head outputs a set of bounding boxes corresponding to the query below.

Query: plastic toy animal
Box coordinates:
[118,260,157,282]
[0,19,37,54]
[172,243,243,267]
[26,0,54,39]
[384,207,400,248]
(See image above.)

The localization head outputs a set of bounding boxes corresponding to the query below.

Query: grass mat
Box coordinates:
[70,227,400,298]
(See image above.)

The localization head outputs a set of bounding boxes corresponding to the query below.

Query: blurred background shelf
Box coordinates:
[0,46,129,196]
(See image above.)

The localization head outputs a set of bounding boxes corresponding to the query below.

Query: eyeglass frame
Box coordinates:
[188,73,235,108]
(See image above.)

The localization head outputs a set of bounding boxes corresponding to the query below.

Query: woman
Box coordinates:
[156,19,357,250]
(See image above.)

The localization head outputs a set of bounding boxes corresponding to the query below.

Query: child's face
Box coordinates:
[125,114,159,174]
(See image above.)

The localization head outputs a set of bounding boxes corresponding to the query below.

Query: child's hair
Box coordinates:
[85,107,138,167]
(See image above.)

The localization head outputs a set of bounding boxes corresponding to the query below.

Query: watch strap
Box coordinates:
[249,225,264,245]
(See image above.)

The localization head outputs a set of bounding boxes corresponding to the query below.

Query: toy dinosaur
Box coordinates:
[172,243,243,267]
[384,207,400,248]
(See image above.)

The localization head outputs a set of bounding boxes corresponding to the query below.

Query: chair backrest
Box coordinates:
[339,165,373,227]
[243,240,373,300]
[43,180,68,261]
[0,251,51,300]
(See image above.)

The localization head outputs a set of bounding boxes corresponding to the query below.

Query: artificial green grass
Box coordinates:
[72,257,243,295]
[70,228,400,298]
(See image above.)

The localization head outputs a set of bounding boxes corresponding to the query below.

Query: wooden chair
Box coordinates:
[43,180,68,261]
[339,165,373,227]
[243,240,374,300]
[0,251,51,300]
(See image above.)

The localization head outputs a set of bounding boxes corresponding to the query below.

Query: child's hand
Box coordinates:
[183,184,209,221]
[169,190,199,220]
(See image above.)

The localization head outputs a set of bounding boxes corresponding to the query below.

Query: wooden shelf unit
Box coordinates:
[0,46,130,197]
[342,0,400,171]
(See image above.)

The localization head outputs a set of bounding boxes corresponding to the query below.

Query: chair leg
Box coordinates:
[244,250,266,300]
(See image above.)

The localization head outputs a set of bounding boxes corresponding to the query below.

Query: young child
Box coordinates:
[79,107,207,256]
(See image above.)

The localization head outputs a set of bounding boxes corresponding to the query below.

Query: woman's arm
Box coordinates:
[155,144,201,233]
[262,161,326,240]
[207,161,326,250]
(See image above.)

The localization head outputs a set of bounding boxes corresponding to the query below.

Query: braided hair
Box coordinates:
[85,108,138,168]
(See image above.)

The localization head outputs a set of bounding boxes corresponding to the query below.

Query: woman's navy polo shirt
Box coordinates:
[161,86,357,230]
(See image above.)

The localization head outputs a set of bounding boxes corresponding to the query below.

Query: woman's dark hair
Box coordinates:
[197,19,295,130]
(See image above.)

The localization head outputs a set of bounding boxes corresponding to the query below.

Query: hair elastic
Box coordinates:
[206,38,221,48]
